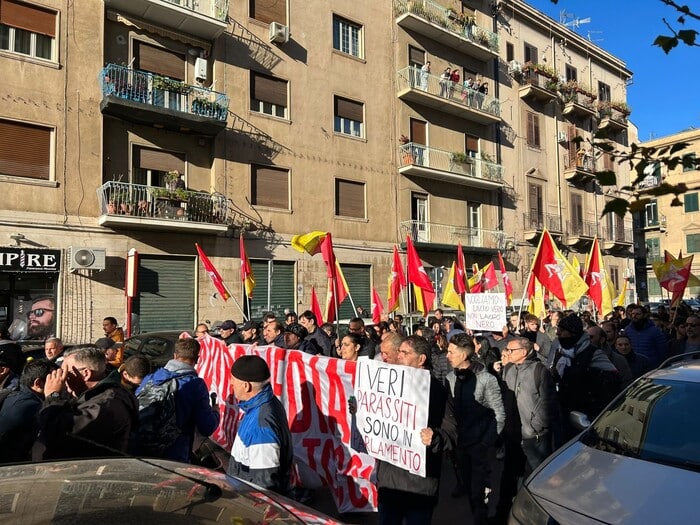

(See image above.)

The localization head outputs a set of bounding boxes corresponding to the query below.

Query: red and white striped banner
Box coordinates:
[197,336,378,513]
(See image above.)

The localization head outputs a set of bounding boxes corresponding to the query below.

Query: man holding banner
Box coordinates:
[372,335,456,525]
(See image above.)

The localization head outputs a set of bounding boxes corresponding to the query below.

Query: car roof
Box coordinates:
[650,353,700,383]
[126,331,189,341]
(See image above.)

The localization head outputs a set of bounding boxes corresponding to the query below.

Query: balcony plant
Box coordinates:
[523,62,558,80]
[191,97,227,119]
[610,100,631,116]
[450,152,470,164]
[152,76,192,95]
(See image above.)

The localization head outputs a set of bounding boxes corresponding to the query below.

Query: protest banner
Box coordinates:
[354,359,430,477]
[464,292,507,332]
[196,336,377,513]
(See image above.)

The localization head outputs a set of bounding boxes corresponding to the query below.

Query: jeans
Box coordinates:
[521,432,553,477]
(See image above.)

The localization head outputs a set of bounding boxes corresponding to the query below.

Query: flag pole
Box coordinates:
[519,229,548,315]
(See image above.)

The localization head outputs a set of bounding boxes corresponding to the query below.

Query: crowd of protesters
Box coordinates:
[0,301,697,524]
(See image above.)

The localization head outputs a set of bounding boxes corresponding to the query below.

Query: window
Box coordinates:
[685,192,699,213]
[645,200,658,226]
[526,111,540,148]
[249,0,286,25]
[0,0,56,61]
[250,72,288,119]
[132,146,186,187]
[687,234,700,253]
[251,165,289,209]
[646,237,661,263]
[334,96,364,138]
[333,16,362,58]
[609,267,619,291]
[528,183,543,228]
[647,274,661,297]
[465,134,479,158]
[506,42,514,63]
[523,42,538,64]
[565,64,577,82]
[0,118,52,180]
[335,179,365,218]
[598,81,611,102]
[683,153,697,172]
[408,45,425,69]
[570,193,583,233]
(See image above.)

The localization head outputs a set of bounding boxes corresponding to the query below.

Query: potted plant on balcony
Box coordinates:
[450,152,473,175]
[399,134,414,164]
[610,100,631,116]
[152,76,192,95]
[597,100,613,118]
[191,97,227,119]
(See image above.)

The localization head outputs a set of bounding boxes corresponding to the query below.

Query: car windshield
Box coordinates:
[584,377,700,472]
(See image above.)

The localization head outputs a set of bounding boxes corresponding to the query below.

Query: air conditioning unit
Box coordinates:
[194,57,208,82]
[508,60,521,73]
[557,130,568,143]
[269,21,289,44]
[68,247,106,271]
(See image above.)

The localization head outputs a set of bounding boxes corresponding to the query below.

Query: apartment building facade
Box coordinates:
[0,0,635,342]
[636,128,700,301]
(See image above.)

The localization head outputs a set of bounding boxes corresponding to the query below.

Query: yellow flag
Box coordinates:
[615,278,628,307]
[527,276,547,319]
[442,262,465,310]
[291,231,328,255]
[570,256,581,277]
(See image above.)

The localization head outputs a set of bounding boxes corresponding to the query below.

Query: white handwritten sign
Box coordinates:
[464,293,507,332]
[354,359,430,477]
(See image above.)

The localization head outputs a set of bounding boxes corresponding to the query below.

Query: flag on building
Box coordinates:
[195,243,230,301]
[239,235,255,299]
[584,237,614,317]
[498,251,513,306]
[455,242,469,294]
[406,235,436,317]
[529,230,588,307]
[371,287,384,325]
[310,286,324,325]
[442,262,465,310]
[387,245,406,312]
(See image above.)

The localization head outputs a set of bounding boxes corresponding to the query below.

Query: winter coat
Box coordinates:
[623,320,669,367]
[0,385,43,462]
[32,370,139,460]
[136,359,220,462]
[227,383,293,495]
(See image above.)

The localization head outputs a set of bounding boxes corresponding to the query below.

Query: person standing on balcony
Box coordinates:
[449,68,460,99]
[420,60,431,91]
[440,67,451,97]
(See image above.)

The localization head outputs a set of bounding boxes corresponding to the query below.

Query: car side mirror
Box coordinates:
[569,411,591,431]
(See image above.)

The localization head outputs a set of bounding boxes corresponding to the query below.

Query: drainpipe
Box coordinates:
[551,35,564,236]
[492,6,504,239]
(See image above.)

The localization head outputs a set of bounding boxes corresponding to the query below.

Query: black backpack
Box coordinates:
[557,345,622,420]
[135,373,193,457]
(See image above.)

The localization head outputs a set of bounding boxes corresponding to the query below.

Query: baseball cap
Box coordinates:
[220,320,236,331]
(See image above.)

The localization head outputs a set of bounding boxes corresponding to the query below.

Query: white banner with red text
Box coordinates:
[196,336,377,513]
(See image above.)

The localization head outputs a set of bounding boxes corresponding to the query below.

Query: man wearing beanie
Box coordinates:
[551,313,619,441]
[227,355,292,496]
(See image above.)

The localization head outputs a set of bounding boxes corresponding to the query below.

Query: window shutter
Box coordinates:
[1,0,56,37]
[250,0,287,25]
[571,193,583,224]
[135,42,185,80]
[252,165,289,209]
[0,119,51,179]
[335,97,363,123]
[335,179,365,218]
[410,119,426,145]
[466,134,479,153]
[567,125,578,166]
[408,46,425,67]
[252,73,287,107]
[135,147,186,174]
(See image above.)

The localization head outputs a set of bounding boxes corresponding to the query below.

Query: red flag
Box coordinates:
[406,235,436,317]
[470,263,483,293]
[320,233,349,307]
[498,251,513,306]
[481,262,498,291]
[195,243,230,301]
[310,286,324,325]
[584,237,614,316]
[240,235,255,299]
[455,242,468,294]
[371,287,384,325]
[388,245,406,312]
[530,230,588,306]
[658,255,693,293]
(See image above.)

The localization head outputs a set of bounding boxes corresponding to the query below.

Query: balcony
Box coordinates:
[97,181,231,234]
[601,225,633,251]
[638,174,662,191]
[598,104,629,132]
[522,212,563,242]
[103,0,229,40]
[398,143,503,189]
[100,64,229,136]
[518,70,559,103]
[564,220,597,247]
[561,90,597,119]
[396,67,500,124]
[563,150,595,184]
[400,220,506,252]
[393,0,499,61]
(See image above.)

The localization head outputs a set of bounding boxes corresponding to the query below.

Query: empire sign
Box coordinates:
[0,247,61,273]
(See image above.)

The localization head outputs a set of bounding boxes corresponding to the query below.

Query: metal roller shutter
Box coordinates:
[136,255,195,332]
[338,264,371,320]
[247,260,295,320]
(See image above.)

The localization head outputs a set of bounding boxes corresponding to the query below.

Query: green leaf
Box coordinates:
[594,170,617,186]
[602,198,629,218]
[654,35,679,53]
[678,29,698,46]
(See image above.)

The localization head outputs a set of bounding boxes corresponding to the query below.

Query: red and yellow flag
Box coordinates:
[406,236,435,317]
[498,251,513,306]
[239,235,255,299]
[387,245,406,312]
[195,243,231,301]
[530,230,588,307]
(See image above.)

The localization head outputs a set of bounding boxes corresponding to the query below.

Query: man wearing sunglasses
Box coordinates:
[27,297,55,340]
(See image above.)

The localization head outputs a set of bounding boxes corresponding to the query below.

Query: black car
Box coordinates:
[123,330,191,370]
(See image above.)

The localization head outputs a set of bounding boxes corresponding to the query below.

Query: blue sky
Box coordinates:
[527,0,698,141]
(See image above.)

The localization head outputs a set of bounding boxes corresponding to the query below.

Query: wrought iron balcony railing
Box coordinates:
[400,220,505,249]
[523,212,562,232]
[398,143,503,183]
[163,0,229,21]
[100,64,229,122]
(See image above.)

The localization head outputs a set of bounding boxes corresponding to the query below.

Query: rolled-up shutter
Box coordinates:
[335,97,363,123]
[251,0,287,25]
[248,260,295,319]
[135,41,185,80]
[252,73,287,106]
[335,179,365,218]
[410,119,426,145]
[135,147,186,174]
[1,0,56,37]
[252,165,288,209]
[408,46,425,67]
[0,119,51,180]
[338,264,371,320]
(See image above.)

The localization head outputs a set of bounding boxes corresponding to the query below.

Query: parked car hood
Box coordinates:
[527,440,700,524]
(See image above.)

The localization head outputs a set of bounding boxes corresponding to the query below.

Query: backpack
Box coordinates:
[557,345,622,420]
[135,373,193,457]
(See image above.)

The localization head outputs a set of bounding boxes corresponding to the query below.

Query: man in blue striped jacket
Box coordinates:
[227,355,292,495]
